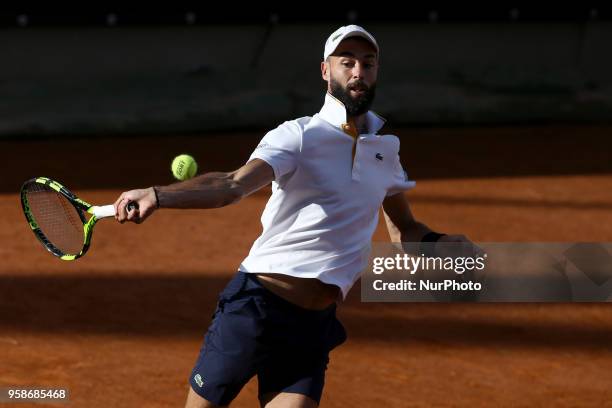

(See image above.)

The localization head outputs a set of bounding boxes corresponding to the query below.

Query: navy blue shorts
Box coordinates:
[189,271,347,406]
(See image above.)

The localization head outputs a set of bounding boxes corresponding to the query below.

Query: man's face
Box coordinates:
[321,37,378,117]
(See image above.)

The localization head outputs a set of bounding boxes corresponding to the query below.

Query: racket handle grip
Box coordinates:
[93,202,138,219]
[92,205,116,218]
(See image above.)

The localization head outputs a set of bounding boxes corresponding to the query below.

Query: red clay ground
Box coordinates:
[1,126,612,407]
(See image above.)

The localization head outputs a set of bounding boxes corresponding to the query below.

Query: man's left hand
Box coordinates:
[435,234,485,259]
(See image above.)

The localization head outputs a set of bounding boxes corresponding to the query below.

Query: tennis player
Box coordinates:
[114,25,477,408]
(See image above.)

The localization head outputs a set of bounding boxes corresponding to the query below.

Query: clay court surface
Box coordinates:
[1,125,612,407]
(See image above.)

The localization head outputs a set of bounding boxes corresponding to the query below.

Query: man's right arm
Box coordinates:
[114,158,274,224]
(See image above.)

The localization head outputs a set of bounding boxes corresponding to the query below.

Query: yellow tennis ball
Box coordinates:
[171,154,198,180]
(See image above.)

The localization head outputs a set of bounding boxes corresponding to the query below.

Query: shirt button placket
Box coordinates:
[352,138,361,181]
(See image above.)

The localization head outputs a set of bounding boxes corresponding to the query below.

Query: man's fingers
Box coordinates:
[117,198,131,223]
[113,194,126,219]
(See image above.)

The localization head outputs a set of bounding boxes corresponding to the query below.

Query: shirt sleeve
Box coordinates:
[386,154,416,197]
[247,120,302,182]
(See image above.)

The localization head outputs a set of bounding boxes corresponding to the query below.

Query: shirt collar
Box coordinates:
[318,92,386,134]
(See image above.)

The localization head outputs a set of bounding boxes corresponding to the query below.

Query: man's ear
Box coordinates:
[321,60,330,81]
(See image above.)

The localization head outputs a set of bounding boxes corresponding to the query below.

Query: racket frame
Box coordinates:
[21,177,104,261]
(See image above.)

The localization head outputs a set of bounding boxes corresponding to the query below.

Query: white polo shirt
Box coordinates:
[239,93,416,298]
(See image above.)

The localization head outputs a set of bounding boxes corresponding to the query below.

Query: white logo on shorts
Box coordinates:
[194,374,204,388]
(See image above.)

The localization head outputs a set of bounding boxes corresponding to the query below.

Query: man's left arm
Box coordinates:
[382,192,478,252]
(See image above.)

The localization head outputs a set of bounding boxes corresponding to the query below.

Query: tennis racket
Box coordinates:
[20,177,137,261]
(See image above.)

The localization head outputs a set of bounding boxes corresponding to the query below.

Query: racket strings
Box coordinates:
[25,183,85,255]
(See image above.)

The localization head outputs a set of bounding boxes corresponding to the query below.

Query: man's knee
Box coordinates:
[185,386,227,408]
[260,392,319,408]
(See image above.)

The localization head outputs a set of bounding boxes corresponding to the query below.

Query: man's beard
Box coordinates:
[330,77,376,117]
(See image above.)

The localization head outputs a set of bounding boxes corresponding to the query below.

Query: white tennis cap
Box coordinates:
[323,25,379,60]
